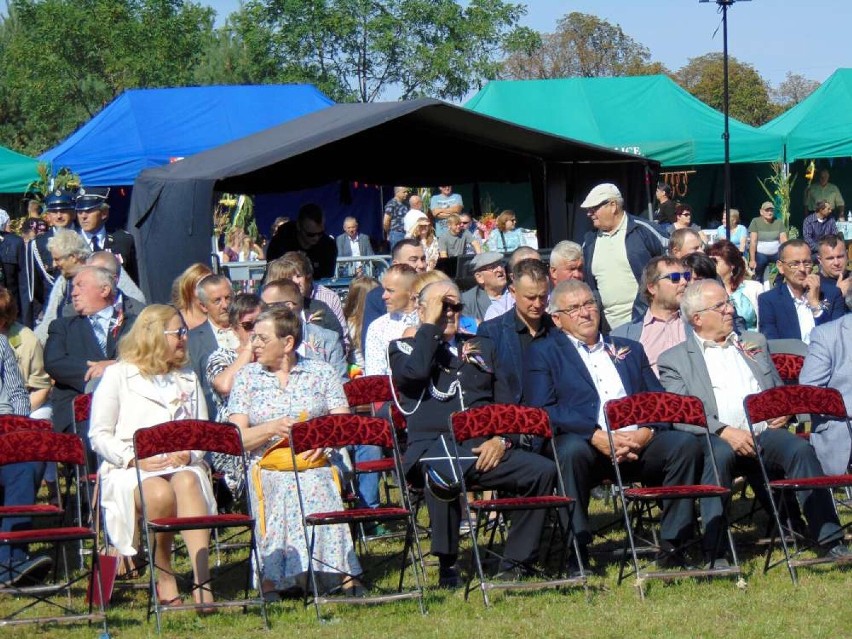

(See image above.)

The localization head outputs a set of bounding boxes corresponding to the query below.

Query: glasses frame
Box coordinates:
[695,298,734,315]
[163,326,189,338]
[778,259,814,270]
[552,299,599,318]
[653,271,693,284]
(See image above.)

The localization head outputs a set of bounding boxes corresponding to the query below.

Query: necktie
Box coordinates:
[91,235,101,252]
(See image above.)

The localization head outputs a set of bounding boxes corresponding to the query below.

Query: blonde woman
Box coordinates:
[342,276,379,371]
[408,217,439,271]
[170,263,213,330]
[89,304,215,608]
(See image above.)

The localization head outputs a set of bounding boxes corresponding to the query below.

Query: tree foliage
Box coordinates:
[0,0,214,155]
[772,71,820,108]
[673,53,780,127]
[501,12,666,80]
[229,0,527,103]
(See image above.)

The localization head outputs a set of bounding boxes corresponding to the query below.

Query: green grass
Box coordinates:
[2,493,850,638]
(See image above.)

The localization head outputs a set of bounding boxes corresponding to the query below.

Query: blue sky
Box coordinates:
[203,0,850,87]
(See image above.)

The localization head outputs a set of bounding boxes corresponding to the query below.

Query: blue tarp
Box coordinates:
[40,84,334,186]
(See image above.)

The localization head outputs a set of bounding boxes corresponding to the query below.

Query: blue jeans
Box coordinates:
[754,251,778,283]
[388,231,406,252]
[353,445,383,509]
[0,461,45,567]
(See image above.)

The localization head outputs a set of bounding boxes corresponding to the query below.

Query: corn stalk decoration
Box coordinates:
[215,193,258,241]
[25,162,81,203]
[757,161,799,239]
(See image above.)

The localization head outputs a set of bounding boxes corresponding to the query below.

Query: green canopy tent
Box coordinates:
[761,68,852,161]
[0,145,39,194]
[465,75,784,167]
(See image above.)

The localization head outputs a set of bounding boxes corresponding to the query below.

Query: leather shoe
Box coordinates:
[0,555,52,587]
[655,541,686,570]
[494,563,533,582]
[823,542,852,561]
[437,565,462,589]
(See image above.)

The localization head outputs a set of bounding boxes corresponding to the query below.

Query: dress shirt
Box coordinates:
[348,235,362,258]
[787,284,817,344]
[209,320,239,350]
[566,333,632,431]
[639,310,686,374]
[82,228,107,252]
[89,305,115,354]
[363,309,419,376]
[695,332,764,434]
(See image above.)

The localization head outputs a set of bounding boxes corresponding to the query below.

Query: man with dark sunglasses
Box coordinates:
[265,203,337,278]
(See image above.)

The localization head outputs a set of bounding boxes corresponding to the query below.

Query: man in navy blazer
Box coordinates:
[478,258,552,404]
[758,239,845,341]
[524,280,702,560]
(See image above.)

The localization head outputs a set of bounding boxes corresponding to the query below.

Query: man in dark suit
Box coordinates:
[335,217,373,277]
[0,208,27,325]
[266,203,337,278]
[24,190,78,327]
[44,266,137,441]
[658,279,851,561]
[758,239,845,341]
[478,257,552,404]
[524,279,702,564]
[75,187,138,284]
[389,280,557,586]
[188,274,234,419]
[815,234,850,305]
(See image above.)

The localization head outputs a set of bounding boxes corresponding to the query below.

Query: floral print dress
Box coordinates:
[226,356,361,590]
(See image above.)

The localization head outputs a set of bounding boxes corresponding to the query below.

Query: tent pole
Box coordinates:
[644,164,654,220]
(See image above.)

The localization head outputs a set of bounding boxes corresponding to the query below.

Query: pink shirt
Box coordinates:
[640,310,686,375]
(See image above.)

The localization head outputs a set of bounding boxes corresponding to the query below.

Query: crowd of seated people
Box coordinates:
[2,179,851,603]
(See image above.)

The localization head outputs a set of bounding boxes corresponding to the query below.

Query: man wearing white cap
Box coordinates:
[580,183,664,331]
[461,252,507,322]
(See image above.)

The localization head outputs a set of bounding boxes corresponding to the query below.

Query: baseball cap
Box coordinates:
[581,183,622,208]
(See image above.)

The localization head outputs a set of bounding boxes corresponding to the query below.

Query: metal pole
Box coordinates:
[721,0,732,240]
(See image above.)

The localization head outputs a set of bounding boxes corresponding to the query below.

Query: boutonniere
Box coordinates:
[305,334,326,355]
[169,390,191,409]
[460,340,493,373]
[604,342,630,363]
[735,340,763,361]
[307,309,324,324]
[110,308,125,338]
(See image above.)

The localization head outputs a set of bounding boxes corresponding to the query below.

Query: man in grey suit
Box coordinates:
[658,280,851,561]
[800,296,852,476]
[461,252,507,323]
[260,279,347,381]
[335,217,374,277]
[188,274,235,419]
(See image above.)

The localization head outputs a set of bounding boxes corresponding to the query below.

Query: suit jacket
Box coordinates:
[101,229,139,284]
[43,309,137,432]
[524,331,663,438]
[799,314,852,475]
[612,309,744,341]
[757,283,845,340]
[477,309,554,404]
[461,285,503,323]
[818,272,851,313]
[188,321,220,419]
[657,330,781,435]
[335,233,373,257]
[0,232,27,324]
[302,322,347,382]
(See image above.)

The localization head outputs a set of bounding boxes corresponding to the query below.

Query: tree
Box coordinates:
[501,12,666,80]
[673,53,781,127]
[229,0,527,103]
[773,71,820,108]
[0,0,215,155]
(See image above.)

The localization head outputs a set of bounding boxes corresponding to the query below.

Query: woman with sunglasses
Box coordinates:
[90,304,215,609]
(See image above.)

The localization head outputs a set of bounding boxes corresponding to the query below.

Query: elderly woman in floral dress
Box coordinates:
[226,307,360,600]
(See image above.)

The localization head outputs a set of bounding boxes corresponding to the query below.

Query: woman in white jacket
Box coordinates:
[89,304,215,608]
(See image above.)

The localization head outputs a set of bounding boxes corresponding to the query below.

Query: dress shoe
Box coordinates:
[494,563,533,582]
[655,541,686,570]
[437,565,462,589]
[0,555,53,587]
[823,542,852,561]
[703,557,731,570]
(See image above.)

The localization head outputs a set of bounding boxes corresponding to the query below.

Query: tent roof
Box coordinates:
[0,145,39,194]
[39,84,334,186]
[138,97,646,191]
[464,75,784,167]
[761,68,852,161]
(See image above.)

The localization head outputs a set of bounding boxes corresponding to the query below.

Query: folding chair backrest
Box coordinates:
[770,353,805,384]
[74,393,93,424]
[744,384,848,424]
[0,415,53,435]
[289,414,392,454]
[134,419,243,458]
[450,404,552,441]
[343,375,407,430]
[0,430,85,466]
[605,391,708,431]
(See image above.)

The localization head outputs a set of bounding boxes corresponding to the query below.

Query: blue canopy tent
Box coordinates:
[40,84,334,186]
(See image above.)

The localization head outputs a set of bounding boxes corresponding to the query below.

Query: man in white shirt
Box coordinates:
[189,274,235,416]
[658,279,851,562]
[364,264,418,376]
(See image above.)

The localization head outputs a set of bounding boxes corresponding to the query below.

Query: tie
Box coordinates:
[90,317,107,354]
[91,235,101,252]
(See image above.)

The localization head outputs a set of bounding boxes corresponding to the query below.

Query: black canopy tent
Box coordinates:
[128,98,656,302]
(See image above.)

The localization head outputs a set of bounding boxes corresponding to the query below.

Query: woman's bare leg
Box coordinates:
[136,477,178,601]
[170,471,213,605]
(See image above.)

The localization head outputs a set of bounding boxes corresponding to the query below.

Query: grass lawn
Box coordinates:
[2,490,850,638]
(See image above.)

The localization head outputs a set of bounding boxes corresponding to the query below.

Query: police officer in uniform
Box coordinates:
[75,187,138,284]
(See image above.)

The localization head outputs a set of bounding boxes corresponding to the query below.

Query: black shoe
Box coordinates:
[655,541,686,570]
[567,546,589,579]
[3,555,53,587]
[823,542,852,561]
[437,565,462,589]
[494,563,533,582]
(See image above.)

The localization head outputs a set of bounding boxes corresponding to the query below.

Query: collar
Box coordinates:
[389,308,419,324]
[89,305,114,322]
[785,284,808,305]
[82,228,106,242]
[513,311,549,337]
[643,308,681,327]
[208,319,231,333]
[600,212,627,237]
[695,331,737,351]
[567,332,604,353]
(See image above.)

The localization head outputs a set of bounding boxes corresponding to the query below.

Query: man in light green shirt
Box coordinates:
[805,169,844,215]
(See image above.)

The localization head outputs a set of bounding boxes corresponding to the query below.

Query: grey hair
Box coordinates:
[680,279,725,321]
[196,274,231,304]
[417,280,460,306]
[549,240,583,266]
[47,229,92,261]
[547,279,593,314]
[86,250,120,277]
[508,246,540,270]
[75,265,117,296]
[342,216,358,227]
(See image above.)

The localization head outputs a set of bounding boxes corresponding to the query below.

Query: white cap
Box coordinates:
[404,210,429,236]
[580,183,622,208]
[0,209,8,229]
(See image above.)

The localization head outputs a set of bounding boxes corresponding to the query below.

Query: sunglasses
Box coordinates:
[163,326,189,338]
[442,301,464,313]
[655,271,692,284]
[240,320,256,331]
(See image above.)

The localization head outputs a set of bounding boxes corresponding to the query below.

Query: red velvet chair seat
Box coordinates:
[624,485,730,500]
[0,504,63,517]
[354,458,396,473]
[769,474,852,491]
[470,495,574,511]
[148,513,254,530]
[0,526,95,544]
[305,507,410,526]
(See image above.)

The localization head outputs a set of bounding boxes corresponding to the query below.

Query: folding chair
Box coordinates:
[743,384,852,584]
[288,414,425,620]
[770,353,804,384]
[603,392,741,596]
[448,404,587,606]
[133,419,268,632]
[0,430,107,630]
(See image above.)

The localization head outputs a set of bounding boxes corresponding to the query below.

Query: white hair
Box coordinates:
[550,240,583,266]
[547,279,593,314]
[680,279,725,321]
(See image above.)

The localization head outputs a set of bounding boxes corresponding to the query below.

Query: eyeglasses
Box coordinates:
[553,300,598,317]
[677,211,692,217]
[163,326,189,338]
[250,333,275,345]
[696,299,734,315]
[654,271,692,284]
[587,201,612,214]
[264,300,299,310]
[779,259,813,270]
[442,301,464,313]
[476,263,505,274]
[239,320,256,331]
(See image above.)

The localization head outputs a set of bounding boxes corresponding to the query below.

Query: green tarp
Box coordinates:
[0,145,39,193]
[465,75,784,167]
[761,68,852,162]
